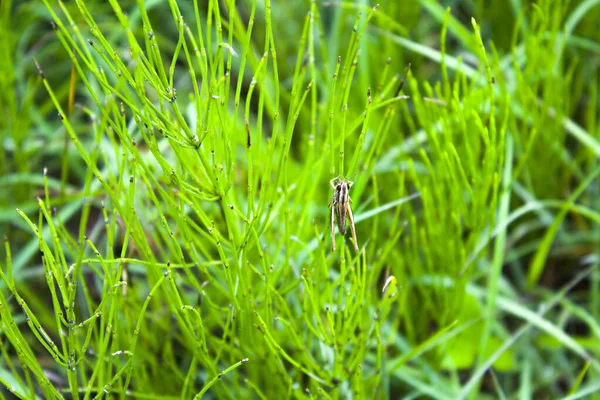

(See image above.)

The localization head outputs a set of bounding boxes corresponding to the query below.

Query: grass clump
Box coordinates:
[1,0,600,399]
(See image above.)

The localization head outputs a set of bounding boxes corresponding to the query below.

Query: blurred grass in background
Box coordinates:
[1,0,600,398]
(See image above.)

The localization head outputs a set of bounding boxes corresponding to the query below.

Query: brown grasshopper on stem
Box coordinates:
[329,176,359,252]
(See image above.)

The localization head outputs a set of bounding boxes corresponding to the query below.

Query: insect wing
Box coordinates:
[335,202,347,234]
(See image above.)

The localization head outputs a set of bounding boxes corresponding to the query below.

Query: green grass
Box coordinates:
[1,0,600,398]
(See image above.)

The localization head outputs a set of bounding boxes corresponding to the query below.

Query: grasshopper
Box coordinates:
[329,176,359,252]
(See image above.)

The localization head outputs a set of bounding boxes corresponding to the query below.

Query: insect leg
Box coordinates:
[330,203,337,252]
[330,177,338,190]
[345,202,359,252]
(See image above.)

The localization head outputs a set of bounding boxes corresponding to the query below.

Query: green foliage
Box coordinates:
[1,0,599,399]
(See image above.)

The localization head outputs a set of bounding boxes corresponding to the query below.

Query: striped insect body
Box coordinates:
[329,176,359,252]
